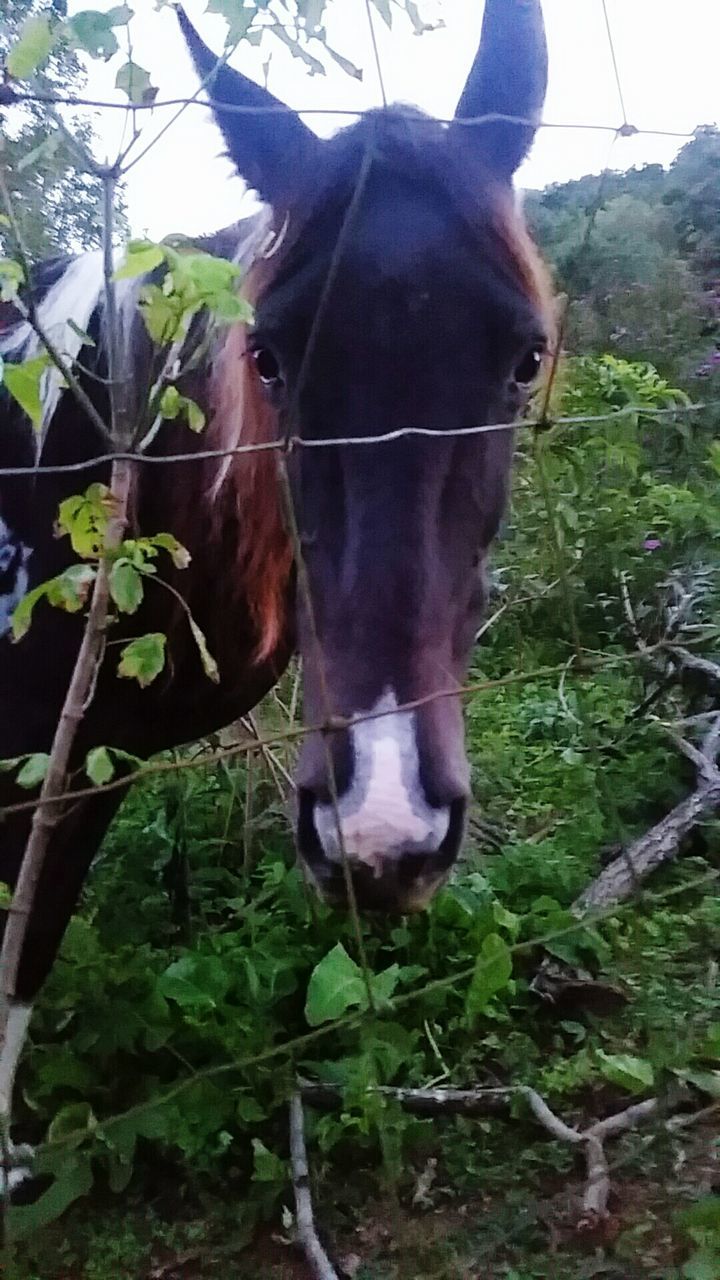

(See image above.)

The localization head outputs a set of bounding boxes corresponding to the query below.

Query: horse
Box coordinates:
[0,0,551,1165]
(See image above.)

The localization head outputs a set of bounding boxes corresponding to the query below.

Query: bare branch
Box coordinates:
[574,778,720,913]
[289,1093,339,1280]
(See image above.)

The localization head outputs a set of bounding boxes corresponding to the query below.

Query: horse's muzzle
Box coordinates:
[296,791,467,913]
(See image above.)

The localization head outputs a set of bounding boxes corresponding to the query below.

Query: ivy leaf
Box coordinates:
[114,240,165,281]
[305,943,368,1026]
[596,1051,655,1094]
[7,14,55,79]
[85,747,115,786]
[109,560,144,614]
[68,11,119,60]
[16,753,50,789]
[465,933,512,1024]
[3,355,50,432]
[115,60,156,105]
[118,633,166,687]
[189,617,220,684]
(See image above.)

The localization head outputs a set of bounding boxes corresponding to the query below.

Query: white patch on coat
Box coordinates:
[0,516,32,638]
[0,1003,34,1192]
[314,690,450,871]
[0,250,140,453]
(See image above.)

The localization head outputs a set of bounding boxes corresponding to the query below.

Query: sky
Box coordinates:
[63,0,720,240]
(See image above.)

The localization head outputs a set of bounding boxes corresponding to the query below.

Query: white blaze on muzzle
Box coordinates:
[313,690,450,872]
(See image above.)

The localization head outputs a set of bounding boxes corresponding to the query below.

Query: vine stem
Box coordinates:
[0,458,134,1019]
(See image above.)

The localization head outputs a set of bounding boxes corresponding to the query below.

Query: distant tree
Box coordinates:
[526,145,720,382]
[1,0,127,259]
[665,126,720,280]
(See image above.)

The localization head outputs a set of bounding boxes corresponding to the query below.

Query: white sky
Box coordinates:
[65,0,720,239]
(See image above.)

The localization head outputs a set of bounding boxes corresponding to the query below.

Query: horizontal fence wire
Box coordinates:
[1,90,701,139]
[0,399,718,477]
[0,638,705,821]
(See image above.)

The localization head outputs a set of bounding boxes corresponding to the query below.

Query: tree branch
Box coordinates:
[289,1093,339,1280]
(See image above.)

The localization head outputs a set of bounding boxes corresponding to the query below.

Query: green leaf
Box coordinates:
[596,1051,654,1094]
[7,14,55,79]
[118,633,166,687]
[45,564,97,613]
[207,0,256,42]
[150,533,191,570]
[47,1102,96,1147]
[303,0,326,31]
[68,11,119,59]
[114,240,165,281]
[185,397,206,432]
[109,560,144,614]
[676,1196,720,1232]
[159,385,181,419]
[115,60,155,104]
[305,942,367,1026]
[465,933,512,1023]
[370,0,392,26]
[0,257,25,303]
[3,355,50,431]
[189,617,220,683]
[11,582,50,641]
[16,753,50,789]
[325,46,363,80]
[85,746,115,786]
[106,3,133,23]
[7,1156,93,1238]
[57,483,112,557]
[160,386,206,433]
[251,1138,285,1183]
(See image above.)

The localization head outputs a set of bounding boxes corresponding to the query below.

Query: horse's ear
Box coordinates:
[176,6,320,206]
[452,0,548,181]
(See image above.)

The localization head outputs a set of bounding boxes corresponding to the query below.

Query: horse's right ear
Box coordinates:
[176,6,320,207]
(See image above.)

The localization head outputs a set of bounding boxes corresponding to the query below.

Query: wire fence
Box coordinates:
[1,0,719,1260]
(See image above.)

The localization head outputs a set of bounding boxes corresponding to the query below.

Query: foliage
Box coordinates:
[526,128,720,385]
[0,1,127,257]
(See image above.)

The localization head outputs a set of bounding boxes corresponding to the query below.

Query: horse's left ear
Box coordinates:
[452,0,548,182]
[177,6,321,207]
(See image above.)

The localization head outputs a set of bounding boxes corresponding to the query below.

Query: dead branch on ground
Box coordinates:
[289,1092,339,1280]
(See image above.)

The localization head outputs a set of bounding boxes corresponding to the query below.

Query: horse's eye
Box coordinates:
[252,346,282,387]
[514,346,544,385]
